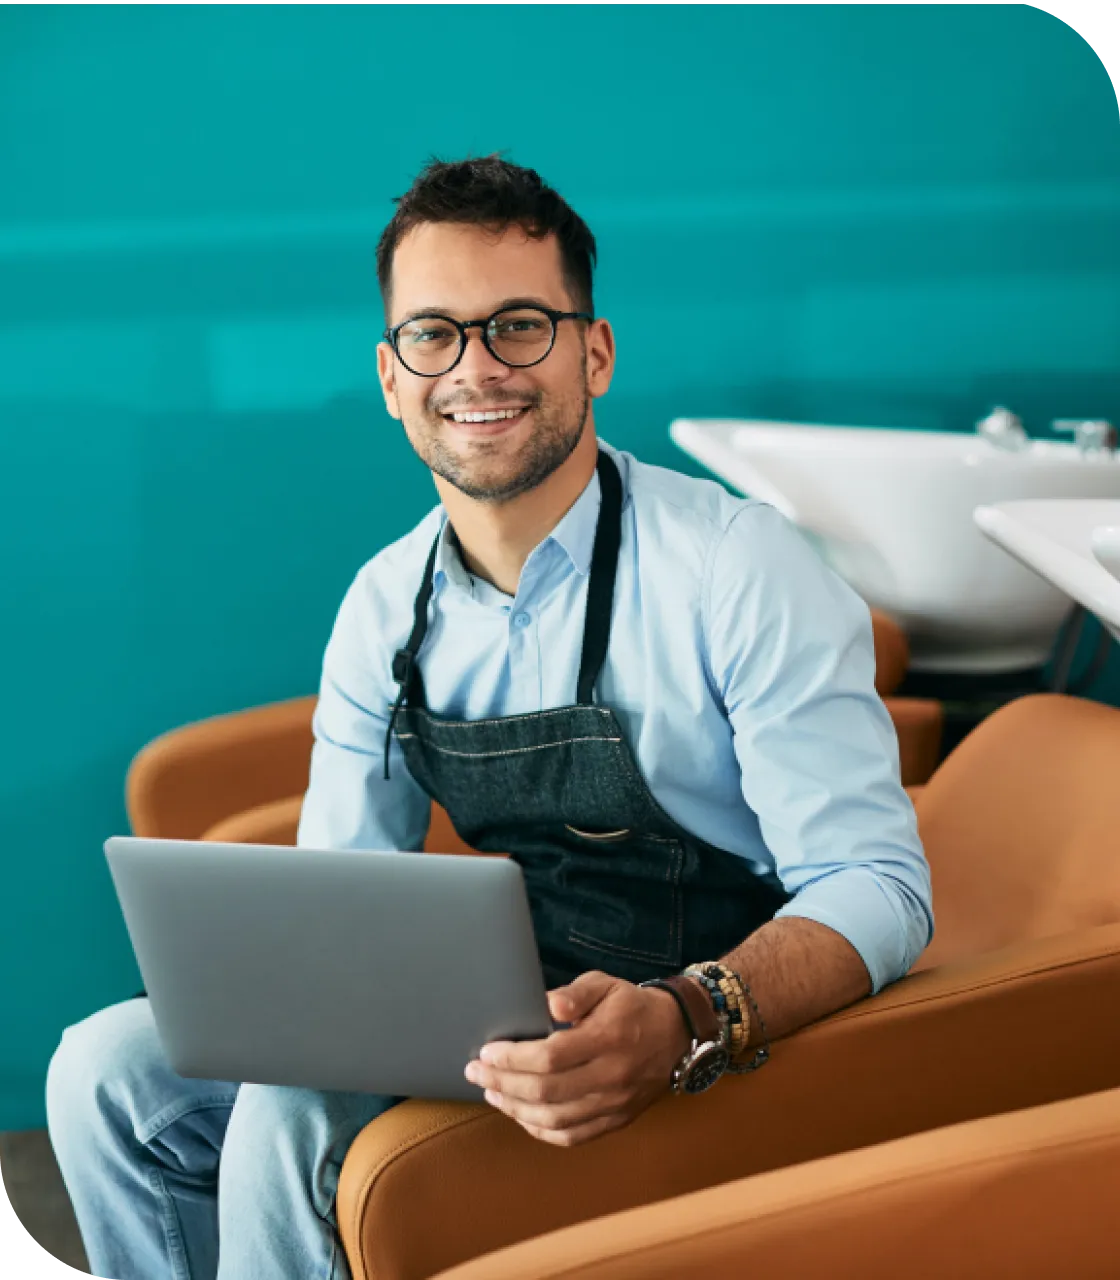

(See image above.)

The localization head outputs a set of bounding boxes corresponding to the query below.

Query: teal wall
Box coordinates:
[1,5,1118,1128]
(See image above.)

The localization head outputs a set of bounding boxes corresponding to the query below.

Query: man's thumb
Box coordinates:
[548,970,615,1024]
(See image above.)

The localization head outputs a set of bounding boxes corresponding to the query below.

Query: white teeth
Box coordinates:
[449,408,525,423]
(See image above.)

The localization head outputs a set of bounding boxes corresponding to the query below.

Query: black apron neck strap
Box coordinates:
[400,532,441,684]
[383,533,439,777]
[576,449,623,705]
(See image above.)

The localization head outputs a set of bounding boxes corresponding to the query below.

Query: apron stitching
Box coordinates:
[395,735,621,758]
[402,705,614,730]
[568,929,675,964]
[583,833,675,843]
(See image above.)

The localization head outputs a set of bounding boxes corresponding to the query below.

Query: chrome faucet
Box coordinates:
[976,408,1117,457]
[1052,419,1118,457]
[976,406,1028,451]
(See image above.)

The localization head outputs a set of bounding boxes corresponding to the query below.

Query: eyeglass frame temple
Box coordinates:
[382,306,594,377]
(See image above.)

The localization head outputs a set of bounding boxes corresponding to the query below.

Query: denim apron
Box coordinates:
[389,451,790,989]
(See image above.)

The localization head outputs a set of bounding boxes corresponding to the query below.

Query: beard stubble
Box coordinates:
[404,361,592,504]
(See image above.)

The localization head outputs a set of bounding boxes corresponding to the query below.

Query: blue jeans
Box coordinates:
[45,998,398,1280]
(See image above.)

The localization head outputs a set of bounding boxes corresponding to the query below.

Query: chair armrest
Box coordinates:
[431,1086,1120,1280]
[199,795,485,855]
[869,608,909,697]
[201,795,305,846]
[126,695,316,839]
[337,924,1120,1280]
[884,695,943,787]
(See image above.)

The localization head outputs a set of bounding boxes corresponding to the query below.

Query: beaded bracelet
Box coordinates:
[715,969,749,1054]
[686,962,747,1053]
[687,969,738,1049]
[686,964,748,1054]
[727,978,770,1074]
[686,961,771,1074]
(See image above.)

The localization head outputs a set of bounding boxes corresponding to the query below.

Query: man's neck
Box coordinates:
[436,428,600,597]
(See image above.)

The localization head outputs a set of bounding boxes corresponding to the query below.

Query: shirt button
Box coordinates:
[513,611,531,629]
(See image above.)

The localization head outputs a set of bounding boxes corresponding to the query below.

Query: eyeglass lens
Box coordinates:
[394,307,554,375]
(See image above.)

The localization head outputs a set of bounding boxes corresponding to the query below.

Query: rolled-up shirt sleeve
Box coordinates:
[296,568,431,854]
[704,504,934,993]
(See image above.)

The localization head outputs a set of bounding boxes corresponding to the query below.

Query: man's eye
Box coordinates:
[495,319,545,336]
[404,325,456,346]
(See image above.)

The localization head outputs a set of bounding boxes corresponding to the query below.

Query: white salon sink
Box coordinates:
[670,418,1120,673]
[1094,526,1120,585]
[974,500,1120,645]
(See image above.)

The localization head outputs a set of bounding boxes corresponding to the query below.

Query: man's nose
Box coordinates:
[451,327,512,384]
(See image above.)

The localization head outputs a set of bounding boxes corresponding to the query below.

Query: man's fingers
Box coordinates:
[546,989,571,1025]
[515,1113,629,1148]
[547,970,616,1024]
[475,1057,611,1106]
[478,1016,602,1073]
[479,972,622,1071]
[483,1088,617,1132]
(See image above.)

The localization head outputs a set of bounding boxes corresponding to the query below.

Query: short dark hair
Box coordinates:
[376,155,597,317]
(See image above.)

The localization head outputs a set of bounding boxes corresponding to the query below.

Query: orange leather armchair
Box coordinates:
[430,1084,1120,1280]
[129,692,1114,1280]
[330,694,1120,1279]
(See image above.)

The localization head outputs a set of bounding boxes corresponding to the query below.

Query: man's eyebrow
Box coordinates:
[392,296,559,326]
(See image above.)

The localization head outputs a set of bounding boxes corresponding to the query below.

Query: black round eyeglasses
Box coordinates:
[384,304,593,378]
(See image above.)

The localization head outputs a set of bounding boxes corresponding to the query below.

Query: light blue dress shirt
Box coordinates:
[297,443,933,994]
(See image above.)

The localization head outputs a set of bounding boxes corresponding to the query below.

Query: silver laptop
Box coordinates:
[103,836,554,1101]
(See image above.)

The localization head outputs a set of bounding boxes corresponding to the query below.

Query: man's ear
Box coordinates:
[585,318,615,400]
[376,341,402,421]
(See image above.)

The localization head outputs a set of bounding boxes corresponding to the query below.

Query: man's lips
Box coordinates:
[438,406,532,435]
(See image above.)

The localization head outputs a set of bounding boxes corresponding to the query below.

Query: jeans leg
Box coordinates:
[46,998,238,1280]
[215,1083,400,1280]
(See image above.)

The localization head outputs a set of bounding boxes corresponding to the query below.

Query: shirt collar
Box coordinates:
[431,444,624,593]
[433,517,472,594]
[546,461,601,576]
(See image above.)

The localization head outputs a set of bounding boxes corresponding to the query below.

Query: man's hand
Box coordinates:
[464,971,692,1147]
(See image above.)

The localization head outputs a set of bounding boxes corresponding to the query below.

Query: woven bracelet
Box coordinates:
[688,969,738,1049]
[707,966,748,1055]
[725,979,770,1074]
[686,962,749,1055]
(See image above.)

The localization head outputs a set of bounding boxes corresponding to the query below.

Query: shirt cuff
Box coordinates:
[773,867,931,995]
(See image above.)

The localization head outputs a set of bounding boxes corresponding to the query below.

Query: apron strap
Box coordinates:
[383,533,440,778]
[576,450,623,705]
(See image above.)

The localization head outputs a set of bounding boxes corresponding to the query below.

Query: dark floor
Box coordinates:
[0,1129,90,1273]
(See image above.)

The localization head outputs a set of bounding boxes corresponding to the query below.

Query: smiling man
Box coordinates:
[46,156,932,1280]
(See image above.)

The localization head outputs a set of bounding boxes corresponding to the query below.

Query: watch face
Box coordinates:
[682,1042,731,1095]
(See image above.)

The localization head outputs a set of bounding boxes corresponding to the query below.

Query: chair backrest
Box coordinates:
[200,796,306,846]
[912,693,1120,972]
[428,1086,1120,1280]
[425,798,479,856]
[200,792,479,856]
[126,696,318,839]
[868,608,909,696]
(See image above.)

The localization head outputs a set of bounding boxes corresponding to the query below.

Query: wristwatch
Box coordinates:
[639,975,730,1095]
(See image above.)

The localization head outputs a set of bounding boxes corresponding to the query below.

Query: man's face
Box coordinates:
[377,222,614,503]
